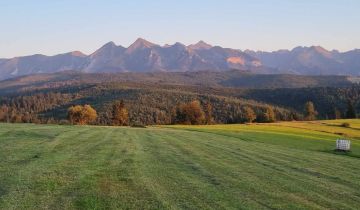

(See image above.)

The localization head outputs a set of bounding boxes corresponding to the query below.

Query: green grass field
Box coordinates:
[0,120,360,209]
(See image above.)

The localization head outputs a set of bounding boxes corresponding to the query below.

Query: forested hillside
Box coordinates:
[0,70,356,94]
[0,82,295,125]
[0,71,358,125]
[238,86,360,119]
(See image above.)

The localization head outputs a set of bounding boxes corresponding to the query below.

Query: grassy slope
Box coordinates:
[0,120,359,209]
[169,120,360,158]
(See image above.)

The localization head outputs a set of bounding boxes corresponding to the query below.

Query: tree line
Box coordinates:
[66,100,357,126]
[0,95,357,126]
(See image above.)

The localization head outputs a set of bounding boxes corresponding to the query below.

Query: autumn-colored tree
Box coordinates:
[112,100,129,126]
[10,109,22,123]
[0,105,9,123]
[176,100,205,125]
[204,101,214,125]
[21,112,32,123]
[304,101,317,121]
[334,108,342,119]
[243,106,256,123]
[263,106,276,122]
[68,105,82,124]
[289,111,301,121]
[68,104,97,125]
[82,105,98,124]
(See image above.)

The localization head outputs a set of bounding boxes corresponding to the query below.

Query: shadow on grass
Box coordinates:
[0,186,7,197]
[320,149,360,159]
[321,122,360,132]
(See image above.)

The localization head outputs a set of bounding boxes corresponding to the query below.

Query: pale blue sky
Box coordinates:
[0,0,359,58]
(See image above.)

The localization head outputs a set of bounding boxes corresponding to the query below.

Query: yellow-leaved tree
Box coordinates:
[68,104,97,125]
[112,100,129,126]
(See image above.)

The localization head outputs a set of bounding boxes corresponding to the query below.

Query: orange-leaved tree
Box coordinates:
[176,100,205,125]
[112,100,129,126]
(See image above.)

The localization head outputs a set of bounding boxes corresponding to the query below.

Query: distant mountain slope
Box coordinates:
[0,52,88,79]
[0,39,359,80]
[0,70,357,95]
[247,46,360,76]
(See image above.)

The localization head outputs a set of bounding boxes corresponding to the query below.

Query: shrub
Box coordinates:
[341,122,350,128]
[130,123,147,128]
[59,119,70,125]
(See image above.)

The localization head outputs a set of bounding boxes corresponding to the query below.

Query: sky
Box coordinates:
[0,0,359,58]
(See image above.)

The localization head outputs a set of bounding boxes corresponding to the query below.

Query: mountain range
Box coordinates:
[246,46,360,76]
[0,38,359,80]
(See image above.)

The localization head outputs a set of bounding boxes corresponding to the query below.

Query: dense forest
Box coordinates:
[0,83,296,125]
[238,86,360,119]
[0,71,358,125]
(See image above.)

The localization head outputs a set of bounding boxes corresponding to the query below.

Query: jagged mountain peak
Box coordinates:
[90,41,125,58]
[291,45,329,53]
[310,45,326,51]
[309,46,332,57]
[92,41,117,53]
[68,51,87,57]
[170,42,187,49]
[291,46,333,58]
[188,40,213,50]
[163,42,188,50]
[101,41,117,49]
[291,46,307,52]
[127,38,157,51]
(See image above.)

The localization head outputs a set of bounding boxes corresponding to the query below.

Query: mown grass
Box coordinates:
[0,120,360,209]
